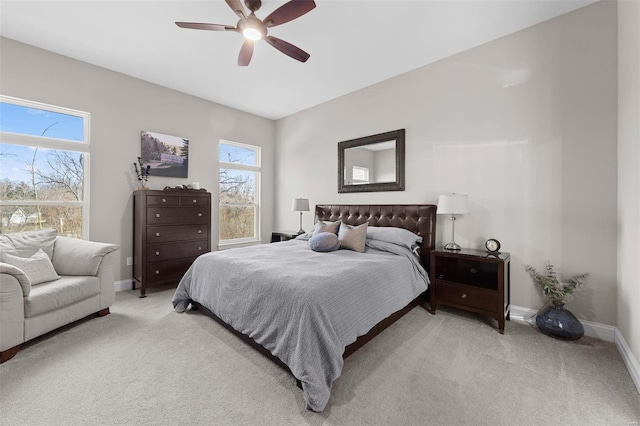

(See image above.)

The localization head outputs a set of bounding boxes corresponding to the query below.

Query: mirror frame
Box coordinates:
[338,129,405,193]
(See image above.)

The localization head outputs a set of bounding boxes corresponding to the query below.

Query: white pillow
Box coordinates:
[0,228,57,261]
[338,222,368,253]
[366,226,422,250]
[3,249,60,286]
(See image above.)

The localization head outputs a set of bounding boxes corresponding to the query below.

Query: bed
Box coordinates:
[172,204,437,411]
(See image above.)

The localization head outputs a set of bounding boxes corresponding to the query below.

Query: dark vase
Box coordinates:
[535,304,584,341]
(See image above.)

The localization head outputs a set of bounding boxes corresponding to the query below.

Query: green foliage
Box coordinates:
[525,262,589,308]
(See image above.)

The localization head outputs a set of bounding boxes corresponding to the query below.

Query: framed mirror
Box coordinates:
[338,129,405,193]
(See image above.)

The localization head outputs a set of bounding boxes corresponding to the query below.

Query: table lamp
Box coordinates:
[437,193,469,251]
[291,198,310,233]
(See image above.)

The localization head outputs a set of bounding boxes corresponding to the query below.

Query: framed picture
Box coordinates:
[141,130,189,178]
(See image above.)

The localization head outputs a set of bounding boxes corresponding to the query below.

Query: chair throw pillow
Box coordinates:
[338,222,368,253]
[309,232,340,252]
[3,249,60,286]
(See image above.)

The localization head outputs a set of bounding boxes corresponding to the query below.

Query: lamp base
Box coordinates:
[297,228,305,234]
[444,241,462,251]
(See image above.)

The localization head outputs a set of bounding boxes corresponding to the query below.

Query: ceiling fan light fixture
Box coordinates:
[242,27,263,40]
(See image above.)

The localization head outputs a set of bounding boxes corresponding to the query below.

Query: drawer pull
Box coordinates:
[197,229,202,234]
[162,198,166,203]
[155,232,160,237]
[192,199,197,203]
[156,213,160,218]
[155,270,160,275]
[461,293,468,299]
[198,246,202,250]
[155,251,160,256]
[198,213,202,217]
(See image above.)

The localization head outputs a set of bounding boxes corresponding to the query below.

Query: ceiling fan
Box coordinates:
[176,0,316,66]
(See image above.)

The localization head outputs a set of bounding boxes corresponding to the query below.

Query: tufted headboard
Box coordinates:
[315,204,437,270]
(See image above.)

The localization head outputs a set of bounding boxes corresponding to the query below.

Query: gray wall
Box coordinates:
[617,0,640,369]
[0,37,276,283]
[275,1,618,325]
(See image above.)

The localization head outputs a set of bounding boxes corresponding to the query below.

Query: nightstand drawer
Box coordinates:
[435,281,498,312]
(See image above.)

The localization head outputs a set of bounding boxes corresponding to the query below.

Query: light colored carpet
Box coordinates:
[1,287,638,425]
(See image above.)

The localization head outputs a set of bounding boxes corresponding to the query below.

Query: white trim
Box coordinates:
[511,305,639,395]
[615,328,640,394]
[114,279,133,292]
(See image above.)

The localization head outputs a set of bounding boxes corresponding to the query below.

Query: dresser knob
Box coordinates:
[155,251,160,256]
[155,270,160,275]
[198,246,202,250]
[197,229,202,234]
[155,232,160,237]
[461,293,468,299]
[198,213,202,217]
[156,213,160,218]
[162,198,166,203]
[192,199,197,203]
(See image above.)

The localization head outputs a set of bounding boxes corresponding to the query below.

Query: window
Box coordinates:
[0,95,90,238]
[352,166,370,184]
[219,141,260,245]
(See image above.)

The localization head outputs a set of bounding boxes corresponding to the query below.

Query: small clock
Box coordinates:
[485,238,501,253]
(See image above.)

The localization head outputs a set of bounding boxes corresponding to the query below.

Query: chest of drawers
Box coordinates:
[133,189,211,297]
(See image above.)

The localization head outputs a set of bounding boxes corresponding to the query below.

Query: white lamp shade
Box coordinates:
[437,193,470,215]
[291,198,310,212]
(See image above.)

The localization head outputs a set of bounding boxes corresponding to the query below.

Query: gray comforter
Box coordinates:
[172,239,428,412]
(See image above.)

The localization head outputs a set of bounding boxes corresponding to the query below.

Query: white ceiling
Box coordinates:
[0,0,597,120]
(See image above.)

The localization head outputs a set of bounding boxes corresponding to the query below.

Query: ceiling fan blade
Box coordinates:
[263,0,316,28]
[238,40,254,66]
[225,0,247,19]
[265,36,310,63]
[175,22,234,31]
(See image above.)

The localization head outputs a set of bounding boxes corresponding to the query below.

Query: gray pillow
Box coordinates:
[312,220,341,236]
[366,226,422,250]
[4,248,60,285]
[0,228,57,261]
[309,232,340,252]
[338,222,368,253]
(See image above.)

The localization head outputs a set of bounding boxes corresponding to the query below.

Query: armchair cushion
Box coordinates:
[4,249,59,286]
[0,228,57,261]
[25,276,100,318]
[0,262,31,297]
[52,237,119,276]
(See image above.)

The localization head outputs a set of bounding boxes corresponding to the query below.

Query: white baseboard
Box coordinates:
[114,279,133,292]
[615,328,640,394]
[511,304,639,395]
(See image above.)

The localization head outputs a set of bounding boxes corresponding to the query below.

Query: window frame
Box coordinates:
[0,95,91,238]
[218,140,261,247]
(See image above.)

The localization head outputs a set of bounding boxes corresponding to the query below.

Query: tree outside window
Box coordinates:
[0,96,89,237]
[219,141,260,244]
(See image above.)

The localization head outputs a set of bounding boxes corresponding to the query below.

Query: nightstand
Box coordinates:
[430,248,510,334]
[270,230,302,243]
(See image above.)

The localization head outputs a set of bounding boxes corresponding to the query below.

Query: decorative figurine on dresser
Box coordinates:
[133,188,211,297]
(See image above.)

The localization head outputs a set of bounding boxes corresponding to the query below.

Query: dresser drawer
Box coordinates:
[435,281,497,312]
[146,241,208,261]
[146,258,196,283]
[147,224,208,243]
[147,195,180,206]
[147,207,209,225]
[180,195,209,206]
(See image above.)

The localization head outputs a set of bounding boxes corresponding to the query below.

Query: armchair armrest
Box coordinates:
[52,237,119,276]
[0,262,31,297]
[1,269,27,352]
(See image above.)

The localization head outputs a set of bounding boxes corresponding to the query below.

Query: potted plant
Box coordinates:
[133,157,151,189]
[525,262,589,341]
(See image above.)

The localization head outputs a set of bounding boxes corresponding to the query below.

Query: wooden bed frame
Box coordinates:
[192,204,437,382]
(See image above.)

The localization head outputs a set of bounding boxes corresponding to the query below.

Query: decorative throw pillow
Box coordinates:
[312,220,341,236]
[309,232,340,252]
[338,222,368,253]
[3,249,60,286]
